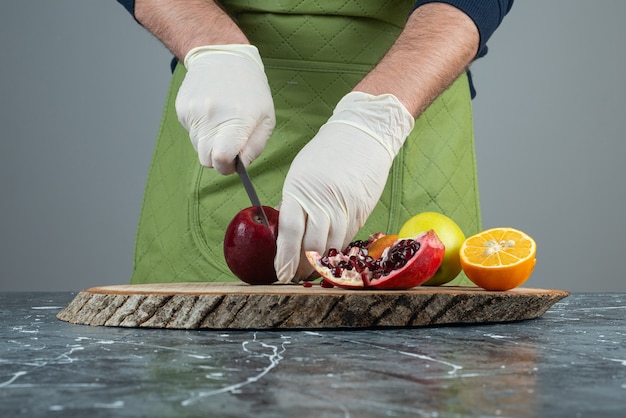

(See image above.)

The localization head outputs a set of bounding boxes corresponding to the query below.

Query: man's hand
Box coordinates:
[274,92,415,283]
[176,45,275,174]
[274,3,479,282]
[135,1,274,174]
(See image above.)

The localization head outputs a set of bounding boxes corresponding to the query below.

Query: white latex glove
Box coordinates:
[275,92,415,283]
[175,45,276,174]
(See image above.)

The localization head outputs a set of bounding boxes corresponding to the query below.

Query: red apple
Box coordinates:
[223,206,279,285]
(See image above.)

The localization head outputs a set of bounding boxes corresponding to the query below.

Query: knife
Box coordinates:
[235,155,270,228]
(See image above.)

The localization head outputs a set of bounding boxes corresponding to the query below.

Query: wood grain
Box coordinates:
[56,283,569,330]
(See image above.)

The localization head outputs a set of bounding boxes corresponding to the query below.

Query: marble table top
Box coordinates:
[1,291,625,417]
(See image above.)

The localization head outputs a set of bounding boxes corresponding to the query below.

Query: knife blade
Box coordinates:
[235,155,270,228]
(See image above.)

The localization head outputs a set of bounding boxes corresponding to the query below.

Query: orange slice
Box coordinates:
[366,234,398,259]
[459,227,537,291]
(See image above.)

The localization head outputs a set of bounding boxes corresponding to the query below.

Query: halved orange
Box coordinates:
[459,227,536,291]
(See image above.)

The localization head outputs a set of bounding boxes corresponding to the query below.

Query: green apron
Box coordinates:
[131,0,481,285]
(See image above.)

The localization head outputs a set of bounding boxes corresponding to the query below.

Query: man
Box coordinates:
[116,0,513,284]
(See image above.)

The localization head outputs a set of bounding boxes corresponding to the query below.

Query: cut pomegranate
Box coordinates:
[306,230,445,290]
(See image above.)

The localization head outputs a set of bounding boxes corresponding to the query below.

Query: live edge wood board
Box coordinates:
[56,283,569,330]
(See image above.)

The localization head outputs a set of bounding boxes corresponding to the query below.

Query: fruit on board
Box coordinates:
[306,230,445,290]
[459,227,537,291]
[223,206,279,285]
[398,212,465,286]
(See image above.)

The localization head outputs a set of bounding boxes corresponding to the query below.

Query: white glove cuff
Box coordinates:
[327,92,415,158]
[183,44,265,73]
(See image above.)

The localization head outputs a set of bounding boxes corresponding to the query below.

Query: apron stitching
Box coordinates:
[388,144,405,233]
[188,168,232,277]
[264,59,373,74]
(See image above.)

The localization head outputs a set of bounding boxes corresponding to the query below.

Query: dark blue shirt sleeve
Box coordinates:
[116,0,134,15]
[412,0,514,59]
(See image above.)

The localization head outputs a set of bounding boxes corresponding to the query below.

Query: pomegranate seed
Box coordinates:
[320,279,334,288]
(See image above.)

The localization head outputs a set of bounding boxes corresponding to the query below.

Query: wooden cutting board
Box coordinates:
[56,282,569,330]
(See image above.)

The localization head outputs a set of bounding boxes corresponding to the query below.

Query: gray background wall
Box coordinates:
[1,1,624,292]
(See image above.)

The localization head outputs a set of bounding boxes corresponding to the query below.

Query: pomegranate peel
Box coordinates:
[305,230,445,290]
